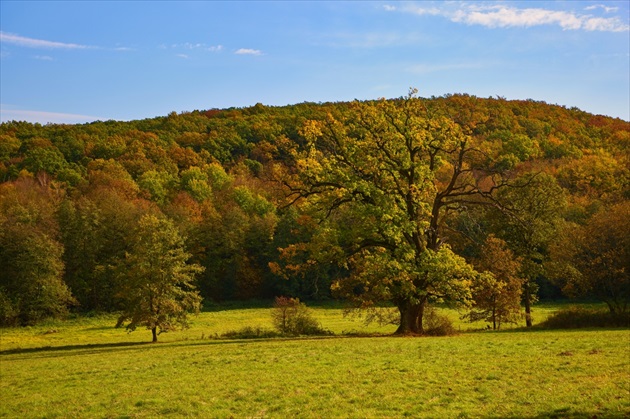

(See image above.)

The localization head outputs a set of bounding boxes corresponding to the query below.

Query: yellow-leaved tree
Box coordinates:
[279,90,516,334]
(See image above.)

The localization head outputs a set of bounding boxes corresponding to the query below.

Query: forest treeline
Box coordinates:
[1,93,628,332]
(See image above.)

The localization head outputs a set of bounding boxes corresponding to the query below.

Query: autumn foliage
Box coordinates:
[0,93,628,333]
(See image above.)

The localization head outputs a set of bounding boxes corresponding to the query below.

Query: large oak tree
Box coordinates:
[282,91,512,334]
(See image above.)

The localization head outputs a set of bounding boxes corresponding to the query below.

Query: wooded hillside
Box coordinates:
[1,93,628,330]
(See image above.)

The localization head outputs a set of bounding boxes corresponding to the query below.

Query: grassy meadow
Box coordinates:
[1,303,629,418]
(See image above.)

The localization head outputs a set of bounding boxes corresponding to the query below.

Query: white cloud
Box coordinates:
[454,6,584,30]
[1,31,132,51]
[404,5,442,17]
[176,54,189,59]
[169,43,223,52]
[33,55,54,61]
[0,31,92,49]
[585,4,618,13]
[398,3,629,32]
[582,16,626,32]
[183,42,204,49]
[235,48,263,56]
[0,106,102,124]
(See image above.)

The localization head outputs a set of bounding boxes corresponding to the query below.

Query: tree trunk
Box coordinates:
[395,302,422,335]
[524,284,533,328]
[152,327,158,343]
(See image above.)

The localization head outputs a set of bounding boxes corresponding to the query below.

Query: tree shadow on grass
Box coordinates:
[0,336,274,359]
[0,341,151,357]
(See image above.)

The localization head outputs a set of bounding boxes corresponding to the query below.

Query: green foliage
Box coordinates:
[137,170,176,204]
[56,163,86,187]
[0,179,76,326]
[288,91,501,333]
[0,135,21,162]
[0,227,74,325]
[233,185,274,216]
[550,202,630,314]
[489,172,566,326]
[0,93,628,328]
[180,166,212,202]
[243,158,263,176]
[195,194,277,300]
[115,214,203,342]
[205,162,232,190]
[269,208,338,300]
[22,146,68,176]
[489,130,541,167]
[503,133,540,161]
[87,134,127,159]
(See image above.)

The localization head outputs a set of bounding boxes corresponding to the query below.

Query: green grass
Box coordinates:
[1,303,629,418]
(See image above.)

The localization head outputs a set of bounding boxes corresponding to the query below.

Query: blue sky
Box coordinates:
[1,1,628,124]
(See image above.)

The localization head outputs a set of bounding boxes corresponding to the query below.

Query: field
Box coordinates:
[1,303,629,418]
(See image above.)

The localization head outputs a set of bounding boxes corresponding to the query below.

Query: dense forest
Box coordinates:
[1,92,628,333]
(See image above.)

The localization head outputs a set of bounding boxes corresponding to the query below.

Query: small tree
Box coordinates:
[491,173,565,327]
[467,236,524,330]
[116,214,203,342]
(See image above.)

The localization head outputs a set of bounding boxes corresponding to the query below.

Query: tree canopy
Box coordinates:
[116,214,203,342]
[0,92,628,330]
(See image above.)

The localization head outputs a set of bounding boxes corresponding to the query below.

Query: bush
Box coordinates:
[423,306,457,336]
[220,326,280,339]
[271,297,329,336]
[541,306,630,329]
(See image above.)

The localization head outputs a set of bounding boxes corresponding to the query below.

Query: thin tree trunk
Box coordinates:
[524,284,533,328]
[152,327,158,343]
[416,298,426,335]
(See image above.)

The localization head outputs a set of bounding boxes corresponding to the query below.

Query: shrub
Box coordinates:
[423,306,457,336]
[271,297,329,336]
[220,326,280,339]
[541,306,630,329]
